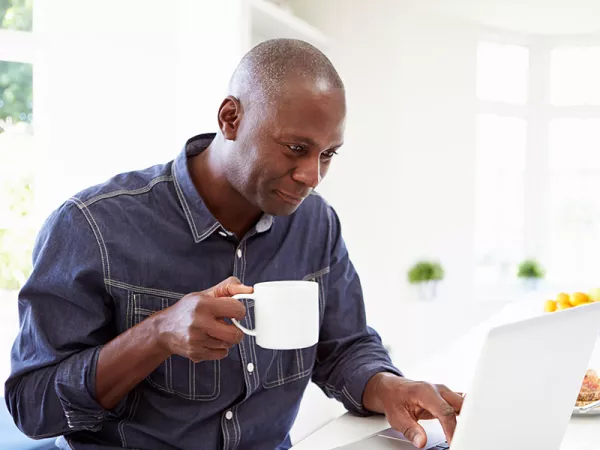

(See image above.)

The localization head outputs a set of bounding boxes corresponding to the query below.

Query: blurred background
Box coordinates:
[1,0,600,443]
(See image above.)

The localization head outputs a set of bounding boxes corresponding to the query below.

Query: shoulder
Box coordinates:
[68,162,173,210]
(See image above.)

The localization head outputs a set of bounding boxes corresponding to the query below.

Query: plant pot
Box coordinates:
[520,277,541,292]
[413,281,439,301]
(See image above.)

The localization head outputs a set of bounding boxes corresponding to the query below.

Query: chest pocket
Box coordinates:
[128,292,220,401]
[262,270,326,389]
[262,346,317,389]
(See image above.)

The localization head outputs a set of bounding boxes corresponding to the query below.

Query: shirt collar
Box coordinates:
[172,133,273,242]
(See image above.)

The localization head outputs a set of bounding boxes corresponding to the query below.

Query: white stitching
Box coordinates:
[302,266,331,280]
[118,389,140,447]
[221,411,230,449]
[234,242,252,398]
[172,162,201,241]
[263,352,313,389]
[81,176,173,207]
[68,197,111,294]
[277,351,283,385]
[232,406,242,450]
[240,241,259,393]
[189,359,193,399]
[298,349,304,375]
[314,382,344,402]
[245,302,259,392]
[105,279,184,299]
[161,297,172,391]
[134,292,219,400]
[77,200,112,294]
[197,222,220,242]
[342,385,363,411]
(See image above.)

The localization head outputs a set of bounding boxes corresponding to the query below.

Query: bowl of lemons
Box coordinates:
[544,288,600,313]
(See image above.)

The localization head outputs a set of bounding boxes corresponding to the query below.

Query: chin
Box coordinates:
[260,197,302,216]
[264,202,300,216]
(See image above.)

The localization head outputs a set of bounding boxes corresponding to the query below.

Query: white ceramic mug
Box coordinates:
[232,280,319,349]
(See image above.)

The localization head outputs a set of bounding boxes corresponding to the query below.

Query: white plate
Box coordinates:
[573,403,600,416]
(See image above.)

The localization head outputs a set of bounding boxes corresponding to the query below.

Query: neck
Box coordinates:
[189,136,262,238]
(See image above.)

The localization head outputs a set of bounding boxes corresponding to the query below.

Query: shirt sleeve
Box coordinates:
[311,206,403,415]
[4,199,125,439]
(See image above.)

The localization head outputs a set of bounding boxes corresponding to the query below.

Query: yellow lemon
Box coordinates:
[557,301,573,310]
[556,293,571,308]
[588,288,600,302]
[544,300,557,313]
[570,292,590,306]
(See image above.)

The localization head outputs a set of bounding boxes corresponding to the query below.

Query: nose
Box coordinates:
[292,155,321,189]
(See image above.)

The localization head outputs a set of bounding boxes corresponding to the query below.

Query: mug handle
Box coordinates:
[231,293,257,336]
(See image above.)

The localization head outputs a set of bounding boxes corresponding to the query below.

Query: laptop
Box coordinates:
[336,301,600,450]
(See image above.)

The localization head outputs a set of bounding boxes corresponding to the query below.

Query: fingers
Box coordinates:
[205,320,245,346]
[201,336,235,350]
[438,385,464,414]
[418,385,458,445]
[205,276,253,298]
[189,348,229,363]
[388,409,428,449]
[210,297,247,321]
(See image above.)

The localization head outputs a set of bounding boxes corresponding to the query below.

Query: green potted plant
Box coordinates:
[407,260,444,301]
[517,258,545,291]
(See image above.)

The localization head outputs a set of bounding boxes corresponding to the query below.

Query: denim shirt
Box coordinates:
[5,133,401,450]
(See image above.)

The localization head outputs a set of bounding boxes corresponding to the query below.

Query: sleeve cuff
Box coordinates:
[344,364,403,416]
[55,346,127,430]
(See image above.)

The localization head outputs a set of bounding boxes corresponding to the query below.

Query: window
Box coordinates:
[476,41,529,104]
[0,0,34,382]
[545,119,600,284]
[475,115,526,286]
[551,47,600,106]
[0,0,32,31]
[474,42,529,293]
[475,40,600,295]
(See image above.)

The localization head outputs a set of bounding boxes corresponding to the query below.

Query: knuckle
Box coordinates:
[402,426,417,442]
[441,404,456,417]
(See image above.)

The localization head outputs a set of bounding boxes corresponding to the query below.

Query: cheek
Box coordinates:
[320,161,331,179]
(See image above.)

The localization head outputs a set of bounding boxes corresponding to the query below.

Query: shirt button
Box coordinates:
[247,362,254,373]
[225,410,233,420]
[237,249,242,258]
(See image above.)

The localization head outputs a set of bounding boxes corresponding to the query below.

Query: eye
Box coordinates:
[321,150,338,159]
[287,144,305,153]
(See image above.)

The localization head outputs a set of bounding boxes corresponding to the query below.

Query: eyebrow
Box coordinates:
[284,134,344,150]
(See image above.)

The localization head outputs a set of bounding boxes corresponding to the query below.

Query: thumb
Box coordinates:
[389,411,427,448]
[205,276,253,298]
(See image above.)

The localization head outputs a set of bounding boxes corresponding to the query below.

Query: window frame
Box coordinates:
[476,31,600,293]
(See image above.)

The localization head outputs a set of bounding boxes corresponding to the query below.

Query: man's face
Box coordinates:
[227,82,346,216]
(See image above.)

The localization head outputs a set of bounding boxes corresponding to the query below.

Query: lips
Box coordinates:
[276,190,306,206]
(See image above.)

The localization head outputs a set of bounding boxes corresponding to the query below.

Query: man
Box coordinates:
[6,39,462,450]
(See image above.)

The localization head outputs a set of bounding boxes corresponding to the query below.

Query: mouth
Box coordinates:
[275,190,305,206]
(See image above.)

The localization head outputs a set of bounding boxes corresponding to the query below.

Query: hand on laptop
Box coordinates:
[364,373,463,448]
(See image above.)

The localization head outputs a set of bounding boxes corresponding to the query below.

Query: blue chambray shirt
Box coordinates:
[5,133,401,450]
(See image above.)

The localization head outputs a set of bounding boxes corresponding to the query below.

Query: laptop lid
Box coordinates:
[450,301,600,450]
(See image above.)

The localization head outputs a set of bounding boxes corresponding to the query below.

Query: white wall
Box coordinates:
[33,0,246,219]
[290,0,481,364]
[32,0,484,367]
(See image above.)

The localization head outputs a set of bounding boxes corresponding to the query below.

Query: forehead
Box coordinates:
[265,83,346,143]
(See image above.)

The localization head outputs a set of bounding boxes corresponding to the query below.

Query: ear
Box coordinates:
[217,96,242,140]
